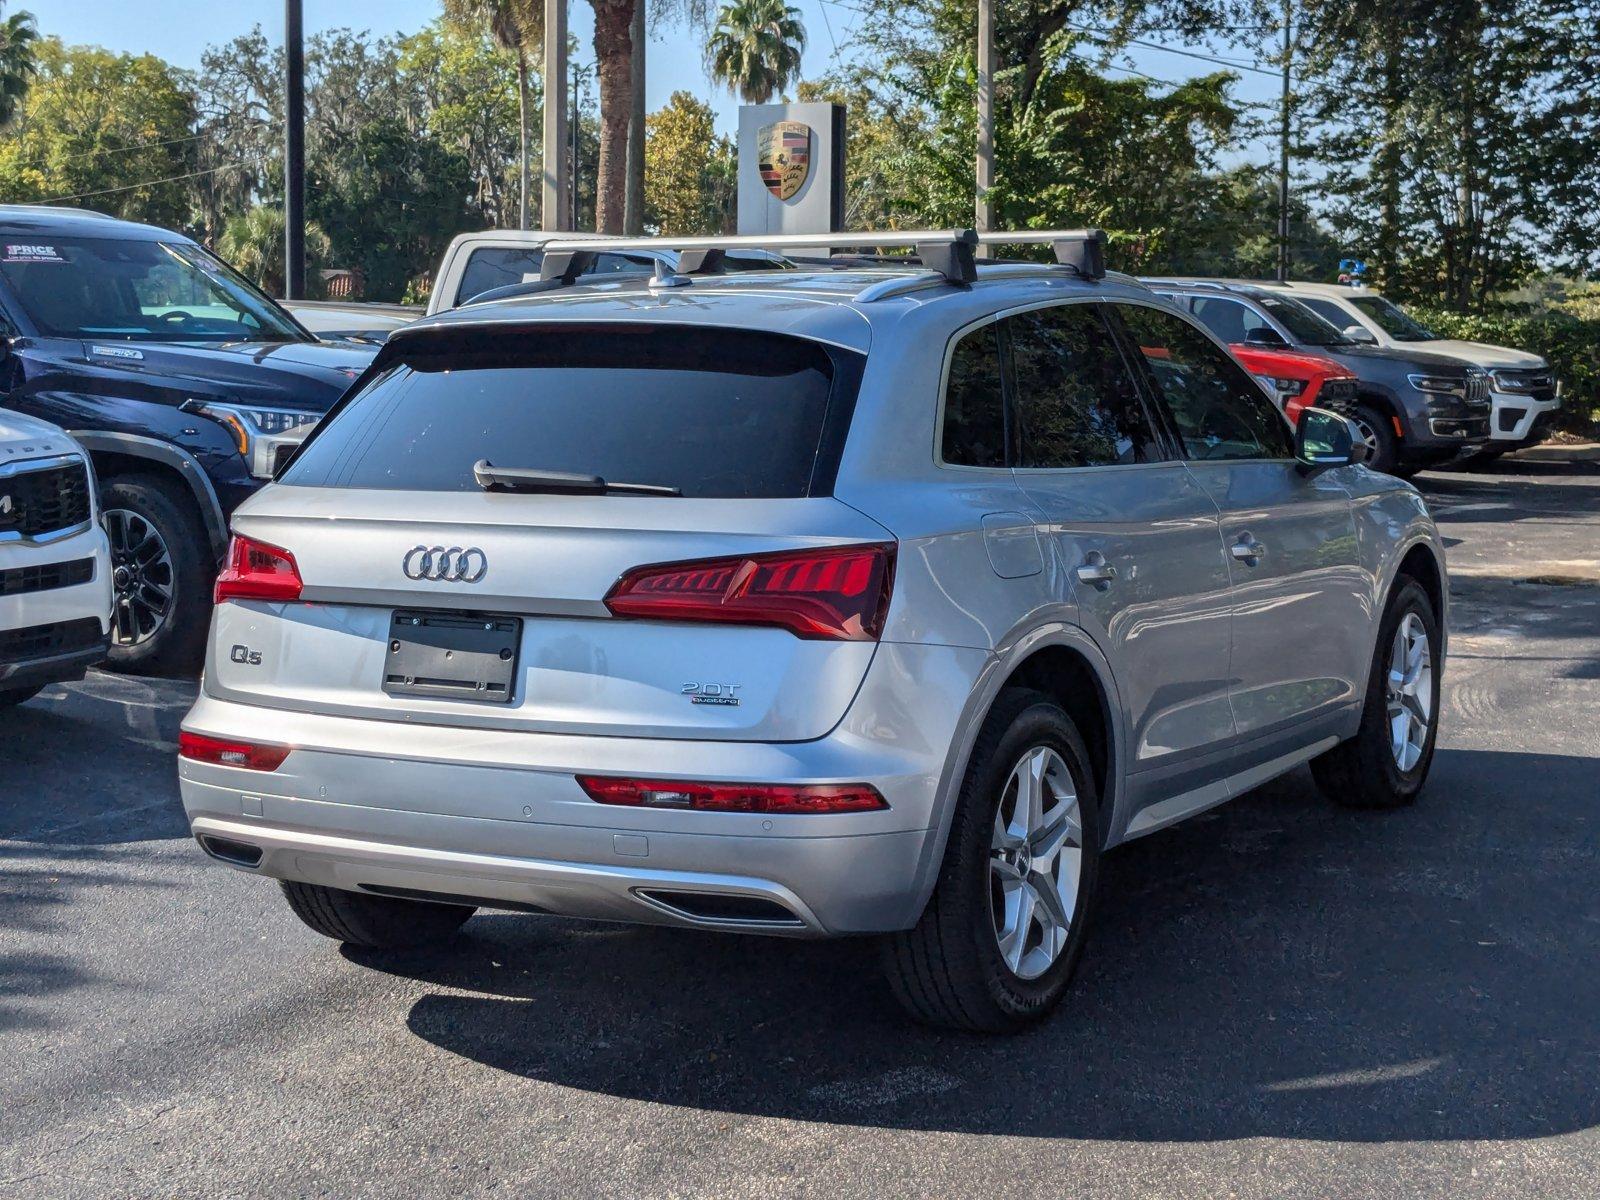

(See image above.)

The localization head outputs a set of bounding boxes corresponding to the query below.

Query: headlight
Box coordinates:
[182,401,321,480]
[1407,374,1467,399]
[1253,374,1307,397]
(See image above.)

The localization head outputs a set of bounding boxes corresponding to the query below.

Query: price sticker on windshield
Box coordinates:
[4,244,64,263]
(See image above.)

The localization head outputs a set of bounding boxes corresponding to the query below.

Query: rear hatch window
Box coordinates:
[282,325,863,498]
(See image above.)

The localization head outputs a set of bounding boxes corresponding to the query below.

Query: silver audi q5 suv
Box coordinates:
[178,231,1446,1031]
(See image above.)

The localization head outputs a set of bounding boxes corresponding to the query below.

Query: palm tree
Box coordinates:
[0,3,38,128]
[442,0,542,229]
[590,0,640,234]
[220,206,329,298]
[706,0,805,106]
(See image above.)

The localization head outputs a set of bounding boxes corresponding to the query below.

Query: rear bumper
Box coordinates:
[177,642,989,935]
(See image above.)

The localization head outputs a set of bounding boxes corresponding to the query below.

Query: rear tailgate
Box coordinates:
[204,319,889,743]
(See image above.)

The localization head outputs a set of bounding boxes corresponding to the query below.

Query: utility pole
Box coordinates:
[624,0,646,235]
[974,0,994,255]
[1277,0,1292,284]
[542,0,570,231]
[284,0,306,299]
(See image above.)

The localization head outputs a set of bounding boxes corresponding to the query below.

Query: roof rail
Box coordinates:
[974,229,1107,280]
[537,230,982,287]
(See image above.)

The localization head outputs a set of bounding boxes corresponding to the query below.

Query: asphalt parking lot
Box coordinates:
[3,451,1598,1199]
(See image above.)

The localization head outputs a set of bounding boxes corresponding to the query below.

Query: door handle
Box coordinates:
[1230,536,1266,565]
[1075,552,1118,589]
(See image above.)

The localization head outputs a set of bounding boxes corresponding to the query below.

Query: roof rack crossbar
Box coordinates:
[530,230,981,286]
[974,229,1108,280]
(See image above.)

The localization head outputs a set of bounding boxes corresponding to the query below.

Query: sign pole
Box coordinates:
[284,0,305,299]
[542,0,570,231]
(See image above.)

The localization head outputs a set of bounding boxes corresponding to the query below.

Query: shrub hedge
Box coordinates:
[1408,305,1600,435]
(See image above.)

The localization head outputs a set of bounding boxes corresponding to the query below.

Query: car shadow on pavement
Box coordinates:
[349,746,1600,1144]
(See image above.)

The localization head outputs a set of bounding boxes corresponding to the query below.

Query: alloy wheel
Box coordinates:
[1353,416,1382,463]
[989,745,1083,980]
[1386,612,1433,771]
[104,508,176,647]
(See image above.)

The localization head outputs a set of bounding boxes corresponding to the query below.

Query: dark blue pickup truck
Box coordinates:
[0,206,377,672]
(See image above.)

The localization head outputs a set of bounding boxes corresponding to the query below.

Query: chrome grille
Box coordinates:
[1464,371,1491,408]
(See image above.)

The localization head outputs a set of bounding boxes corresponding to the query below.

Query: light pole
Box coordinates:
[542,0,571,231]
[1277,0,1292,284]
[975,0,994,254]
[284,0,305,299]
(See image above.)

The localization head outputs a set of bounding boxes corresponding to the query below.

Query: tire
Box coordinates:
[280,881,476,949]
[1312,577,1441,809]
[0,686,44,708]
[101,475,212,676]
[1353,404,1402,475]
[882,688,1102,1033]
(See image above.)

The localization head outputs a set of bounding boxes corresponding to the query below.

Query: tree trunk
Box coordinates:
[516,52,532,230]
[625,0,646,235]
[591,0,636,234]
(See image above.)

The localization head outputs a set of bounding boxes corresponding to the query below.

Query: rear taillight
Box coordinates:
[578,776,888,814]
[214,535,302,604]
[604,543,895,641]
[179,731,291,771]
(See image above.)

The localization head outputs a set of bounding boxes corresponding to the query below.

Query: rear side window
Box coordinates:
[940,324,1007,467]
[1006,304,1160,469]
[1115,304,1295,461]
[282,326,861,499]
[454,247,654,306]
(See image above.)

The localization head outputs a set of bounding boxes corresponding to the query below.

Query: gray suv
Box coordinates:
[178,231,1447,1032]
[1148,280,1491,476]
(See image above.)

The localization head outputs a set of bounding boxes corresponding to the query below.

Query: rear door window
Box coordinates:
[940,323,1007,467]
[1005,303,1162,468]
[282,326,861,499]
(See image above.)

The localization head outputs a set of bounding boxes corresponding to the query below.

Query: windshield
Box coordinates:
[1349,295,1440,341]
[1252,294,1352,346]
[0,236,305,343]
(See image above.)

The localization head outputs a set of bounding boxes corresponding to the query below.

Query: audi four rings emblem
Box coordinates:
[403,546,488,583]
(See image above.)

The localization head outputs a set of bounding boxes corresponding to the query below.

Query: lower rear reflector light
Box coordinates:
[577,775,888,814]
[179,731,291,772]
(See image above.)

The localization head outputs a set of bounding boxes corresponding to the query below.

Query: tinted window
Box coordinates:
[1007,304,1159,468]
[1190,297,1276,345]
[940,324,1007,467]
[1116,304,1295,461]
[284,327,857,498]
[1253,294,1351,345]
[455,247,655,306]
[1298,296,1363,332]
[1349,295,1439,341]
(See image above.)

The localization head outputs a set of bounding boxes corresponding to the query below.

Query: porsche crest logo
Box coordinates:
[757,120,812,202]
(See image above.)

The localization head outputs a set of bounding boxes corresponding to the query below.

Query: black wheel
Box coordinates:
[1352,404,1402,475]
[1312,577,1441,809]
[0,685,44,708]
[882,688,1101,1033]
[280,881,476,948]
[100,475,211,676]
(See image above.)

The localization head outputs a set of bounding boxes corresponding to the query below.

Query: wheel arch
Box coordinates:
[905,625,1127,925]
[70,431,229,561]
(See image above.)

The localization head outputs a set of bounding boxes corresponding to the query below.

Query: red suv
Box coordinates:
[1228,344,1359,426]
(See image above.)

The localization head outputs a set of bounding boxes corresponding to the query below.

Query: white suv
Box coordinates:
[1259,282,1559,456]
[0,412,112,706]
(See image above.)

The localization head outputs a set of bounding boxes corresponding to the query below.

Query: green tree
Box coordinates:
[219,204,329,297]
[440,0,541,228]
[0,2,38,128]
[0,38,197,227]
[644,90,735,233]
[707,0,806,105]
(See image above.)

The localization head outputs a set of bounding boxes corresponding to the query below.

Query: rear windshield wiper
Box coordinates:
[472,459,681,496]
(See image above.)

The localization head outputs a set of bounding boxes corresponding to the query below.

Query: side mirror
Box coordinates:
[1244,325,1287,347]
[1295,407,1360,473]
[1343,324,1377,344]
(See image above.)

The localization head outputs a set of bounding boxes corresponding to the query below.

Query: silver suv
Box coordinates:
[178,231,1447,1032]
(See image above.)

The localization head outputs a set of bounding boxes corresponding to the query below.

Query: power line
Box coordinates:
[39,156,269,205]
[53,125,265,165]
[1068,23,1280,78]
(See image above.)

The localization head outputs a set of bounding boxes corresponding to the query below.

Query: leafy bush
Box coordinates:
[1408,306,1600,436]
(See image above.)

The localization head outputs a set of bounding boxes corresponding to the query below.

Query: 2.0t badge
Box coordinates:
[402,546,488,583]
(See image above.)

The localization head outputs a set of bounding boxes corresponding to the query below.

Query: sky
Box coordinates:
[43,0,1285,157]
